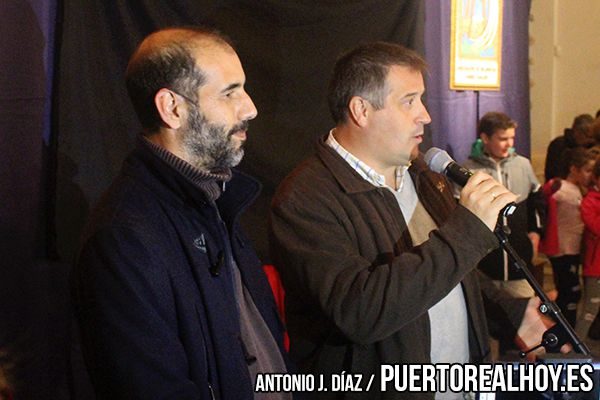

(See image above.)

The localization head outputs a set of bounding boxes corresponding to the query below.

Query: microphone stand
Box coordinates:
[494,221,591,356]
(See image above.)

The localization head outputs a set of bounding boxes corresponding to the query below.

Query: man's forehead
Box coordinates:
[385,65,425,92]
[192,43,245,92]
[191,39,236,64]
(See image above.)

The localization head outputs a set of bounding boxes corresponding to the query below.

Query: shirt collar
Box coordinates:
[325,129,410,192]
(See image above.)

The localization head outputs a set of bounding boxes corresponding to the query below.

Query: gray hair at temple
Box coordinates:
[328,41,428,124]
[125,27,234,133]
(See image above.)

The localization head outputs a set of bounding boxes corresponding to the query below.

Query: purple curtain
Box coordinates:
[424,0,531,163]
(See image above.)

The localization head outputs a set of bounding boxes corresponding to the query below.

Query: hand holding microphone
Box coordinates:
[425,148,518,231]
[460,172,517,231]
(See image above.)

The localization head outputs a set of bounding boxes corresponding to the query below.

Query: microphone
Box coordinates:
[424,147,472,187]
[424,147,516,217]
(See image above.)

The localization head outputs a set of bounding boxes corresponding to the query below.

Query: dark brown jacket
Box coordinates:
[270,136,527,399]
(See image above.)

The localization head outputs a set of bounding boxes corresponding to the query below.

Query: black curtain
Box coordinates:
[56,0,425,263]
[0,0,69,398]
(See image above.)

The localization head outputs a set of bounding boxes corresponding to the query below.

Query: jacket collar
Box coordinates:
[316,134,430,194]
[315,134,456,227]
[316,135,379,194]
[126,138,261,224]
[140,136,232,203]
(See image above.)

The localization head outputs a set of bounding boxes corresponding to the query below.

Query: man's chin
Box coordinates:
[227,149,245,168]
[410,145,420,161]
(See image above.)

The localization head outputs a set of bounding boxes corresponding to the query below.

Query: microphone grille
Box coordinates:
[424,147,452,174]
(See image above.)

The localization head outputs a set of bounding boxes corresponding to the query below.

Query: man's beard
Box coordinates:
[181,106,248,171]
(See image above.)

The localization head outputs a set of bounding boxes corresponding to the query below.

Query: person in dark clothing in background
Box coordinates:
[270,41,555,400]
[71,27,292,399]
[544,113,594,182]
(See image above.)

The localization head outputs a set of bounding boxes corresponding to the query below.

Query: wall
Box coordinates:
[529,0,600,179]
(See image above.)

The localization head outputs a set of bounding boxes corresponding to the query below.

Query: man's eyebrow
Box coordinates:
[221,82,242,93]
[402,90,423,98]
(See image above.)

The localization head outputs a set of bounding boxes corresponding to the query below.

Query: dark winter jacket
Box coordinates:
[269,136,527,400]
[72,140,289,399]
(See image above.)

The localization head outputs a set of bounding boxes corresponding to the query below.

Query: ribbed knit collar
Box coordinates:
[139,136,232,203]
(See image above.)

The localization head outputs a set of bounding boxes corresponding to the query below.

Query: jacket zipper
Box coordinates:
[208,382,216,400]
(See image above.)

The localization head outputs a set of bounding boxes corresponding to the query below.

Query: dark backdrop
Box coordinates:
[1,1,531,398]
[0,0,68,398]
[56,0,425,262]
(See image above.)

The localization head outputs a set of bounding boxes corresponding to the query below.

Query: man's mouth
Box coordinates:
[228,120,250,140]
[232,130,247,141]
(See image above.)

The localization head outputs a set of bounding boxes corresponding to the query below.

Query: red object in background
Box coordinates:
[262,265,289,351]
[539,179,560,256]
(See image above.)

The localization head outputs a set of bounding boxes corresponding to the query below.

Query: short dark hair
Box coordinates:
[125,27,233,133]
[328,41,428,124]
[572,113,594,134]
[477,112,517,137]
[562,147,595,177]
[564,114,594,147]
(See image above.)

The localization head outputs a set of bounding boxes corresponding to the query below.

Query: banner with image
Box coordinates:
[450,0,503,90]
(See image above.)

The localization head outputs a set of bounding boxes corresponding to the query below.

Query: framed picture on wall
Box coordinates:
[450,0,503,90]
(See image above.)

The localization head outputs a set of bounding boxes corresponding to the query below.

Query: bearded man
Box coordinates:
[71,27,292,400]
